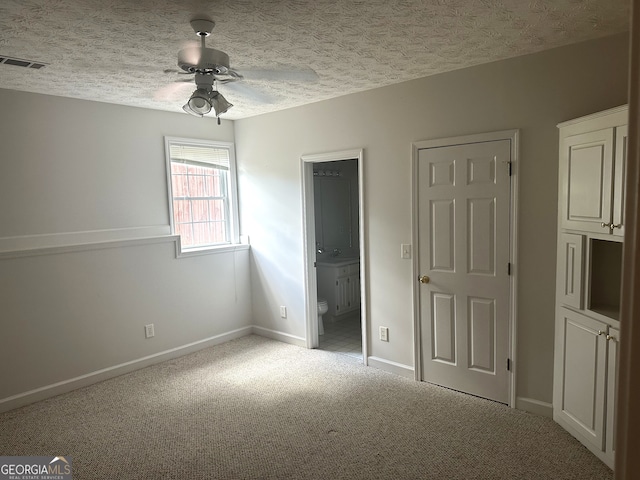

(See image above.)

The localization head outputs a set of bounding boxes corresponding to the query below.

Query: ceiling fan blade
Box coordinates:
[154,82,192,102]
[237,66,318,83]
[222,82,275,105]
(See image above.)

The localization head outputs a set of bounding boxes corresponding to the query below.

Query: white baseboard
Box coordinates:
[515,396,553,418]
[252,326,307,347]
[367,356,414,379]
[0,326,253,413]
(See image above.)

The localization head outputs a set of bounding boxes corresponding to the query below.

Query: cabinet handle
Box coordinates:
[601,222,612,230]
[597,330,606,336]
[606,334,618,342]
[611,223,622,229]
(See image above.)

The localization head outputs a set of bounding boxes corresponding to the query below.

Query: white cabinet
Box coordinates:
[560,128,614,234]
[558,106,627,236]
[553,308,619,467]
[553,308,608,452]
[317,261,360,317]
[557,233,584,309]
[553,106,627,470]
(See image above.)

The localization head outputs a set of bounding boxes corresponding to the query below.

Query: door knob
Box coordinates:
[419,275,430,284]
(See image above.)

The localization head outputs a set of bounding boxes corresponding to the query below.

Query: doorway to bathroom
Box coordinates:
[301,149,367,364]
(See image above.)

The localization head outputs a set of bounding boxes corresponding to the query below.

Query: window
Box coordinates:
[165,137,239,253]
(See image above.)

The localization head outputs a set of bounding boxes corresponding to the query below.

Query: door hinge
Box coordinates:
[507,263,512,275]
[314,261,316,268]
[506,358,511,371]
[507,161,512,176]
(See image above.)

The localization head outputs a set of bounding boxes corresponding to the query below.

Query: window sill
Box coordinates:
[176,242,250,259]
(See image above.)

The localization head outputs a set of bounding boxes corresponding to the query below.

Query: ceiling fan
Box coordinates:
[169,18,318,123]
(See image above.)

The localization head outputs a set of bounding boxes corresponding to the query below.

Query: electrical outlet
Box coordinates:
[401,244,412,259]
[144,324,155,339]
[280,306,287,318]
[379,326,389,342]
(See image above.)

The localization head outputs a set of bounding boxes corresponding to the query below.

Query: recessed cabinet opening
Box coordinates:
[588,239,622,320]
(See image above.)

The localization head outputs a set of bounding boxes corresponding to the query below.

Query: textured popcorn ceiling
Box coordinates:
[0,0,630,120]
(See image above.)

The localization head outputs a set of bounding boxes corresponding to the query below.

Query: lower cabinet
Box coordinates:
[553,307,618,468]
[605,326,620,464]
[317,261,360,317]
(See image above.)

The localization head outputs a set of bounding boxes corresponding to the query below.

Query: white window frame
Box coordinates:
[164,136,241,257]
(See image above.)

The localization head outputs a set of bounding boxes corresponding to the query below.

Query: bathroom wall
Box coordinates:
[313,159,360,261]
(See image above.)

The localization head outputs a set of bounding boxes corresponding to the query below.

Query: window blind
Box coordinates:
[169,144,230,170]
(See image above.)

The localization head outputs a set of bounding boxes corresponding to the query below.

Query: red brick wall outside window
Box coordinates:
[170,161,230,248]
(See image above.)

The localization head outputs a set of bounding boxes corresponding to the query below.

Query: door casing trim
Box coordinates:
[411,130,519,408]
[300,149,367,363]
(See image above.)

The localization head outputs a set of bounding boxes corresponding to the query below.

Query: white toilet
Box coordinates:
[317,298,328,335]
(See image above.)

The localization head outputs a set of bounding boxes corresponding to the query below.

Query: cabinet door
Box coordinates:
[334,276,350,315]
[553,308,607,451]
[605,327,620,463]
[558,233,584,309]
[560,129,614,234]
[612,125,628,237]
[348,273,361,309]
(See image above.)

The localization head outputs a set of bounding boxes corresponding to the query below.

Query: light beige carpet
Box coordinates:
[0,335,612,479]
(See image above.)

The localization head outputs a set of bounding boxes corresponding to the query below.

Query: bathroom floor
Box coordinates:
[318,310,362,361]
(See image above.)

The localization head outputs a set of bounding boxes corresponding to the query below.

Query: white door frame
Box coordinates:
[301,149,367,363]
[411,130,519,407]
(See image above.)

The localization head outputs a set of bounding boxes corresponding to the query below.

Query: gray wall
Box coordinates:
[234,33,629,405]
[0,92,251,404]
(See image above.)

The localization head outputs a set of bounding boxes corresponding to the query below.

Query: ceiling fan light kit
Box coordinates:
[183,89,212,116]
[181,71,233,122]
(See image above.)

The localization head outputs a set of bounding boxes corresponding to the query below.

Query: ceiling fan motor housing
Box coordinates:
[178,47,230,74]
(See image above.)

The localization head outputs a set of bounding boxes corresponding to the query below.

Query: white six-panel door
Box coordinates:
[417,139,511,404]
